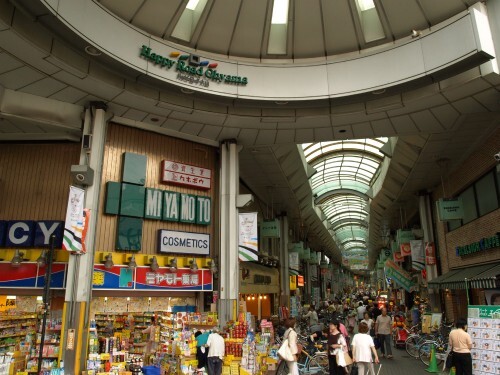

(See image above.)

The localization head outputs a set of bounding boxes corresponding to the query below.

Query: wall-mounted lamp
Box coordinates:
[36,250,47,268]
[190,258,198,273]
[104,253,114,269]
[168,258,178,272]
[208,259,218,274]
[149,256,160,272]
[11,250,25,267]
[128,255,137,269]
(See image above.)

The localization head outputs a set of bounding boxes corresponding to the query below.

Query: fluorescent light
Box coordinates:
[6,296,16,300]
[186,0,200,10]
[271,0,289,24]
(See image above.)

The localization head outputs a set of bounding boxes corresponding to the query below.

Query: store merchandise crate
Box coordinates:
[142,365,161,375]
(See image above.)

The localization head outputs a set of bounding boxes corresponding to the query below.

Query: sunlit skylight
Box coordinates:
[271,0,289,24]
[186,0,200,10]
[356,0,376,12]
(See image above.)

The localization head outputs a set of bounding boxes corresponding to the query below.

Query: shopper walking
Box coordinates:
[283,317,300,375]
[352,322,379,375]
[328,319,347,375]
[206,327,225,375]
[374,308,393,359]
[141,316,158,360]
[361,312,374,336]
[448,318,472,375]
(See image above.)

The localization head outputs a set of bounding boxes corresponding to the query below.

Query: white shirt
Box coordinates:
[207,332,225,359]
[362,318,374,330]
[352,333,375,363]
[357,305,366,320]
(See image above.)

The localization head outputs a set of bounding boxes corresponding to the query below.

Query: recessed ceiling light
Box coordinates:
[338,129,347,133]
[85,45,102,56]
[181,88,194,94]
[275,101,288,105]
[150,117,160,123]
[372,89,386,95]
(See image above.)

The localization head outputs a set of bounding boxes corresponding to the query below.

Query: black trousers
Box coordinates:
[453,352,472,375]
[328,355,344,375]
[207,357,223,375]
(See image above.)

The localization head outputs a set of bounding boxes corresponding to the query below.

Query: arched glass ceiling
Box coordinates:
[303,138,388,268]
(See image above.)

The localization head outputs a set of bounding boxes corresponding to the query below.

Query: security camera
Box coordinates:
[495,152,500,162]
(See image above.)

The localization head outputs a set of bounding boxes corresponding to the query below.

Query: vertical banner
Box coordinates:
[425,242,436,265]
[400,243,412,256]
[238,213,258,261]
[289,252,299,273]
[62,186,85,253]
[410,240,425,270]
[393,251,404,263]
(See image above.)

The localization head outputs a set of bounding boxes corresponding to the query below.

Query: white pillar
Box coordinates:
[219,141,241,327]
[279,216,290,306]
[63,102,108,374]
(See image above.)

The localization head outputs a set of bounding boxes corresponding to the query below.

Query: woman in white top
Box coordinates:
[361,312,374,333]
[352,322,379,375]
[283,317,299,375]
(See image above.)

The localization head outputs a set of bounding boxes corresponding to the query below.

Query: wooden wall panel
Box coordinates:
[0,143,80,220]
[96,123,218,256]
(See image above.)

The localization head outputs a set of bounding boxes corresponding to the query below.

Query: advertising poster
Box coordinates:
[468,305,500,375]
[62,186,86,253]
[238,213,258,261]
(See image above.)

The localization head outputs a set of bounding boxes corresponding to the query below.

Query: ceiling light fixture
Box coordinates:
[104,253,114,269]
[11,250,24,267]
[36,250,47,268]
[85,45,102,56]
[150,256,160,272]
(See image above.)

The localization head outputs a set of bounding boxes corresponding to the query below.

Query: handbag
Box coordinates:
[336,351,353,367]
[278,339,295,361]
[445,351,454,369]
[350,364,359,375]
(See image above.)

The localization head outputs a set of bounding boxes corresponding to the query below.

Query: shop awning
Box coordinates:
[289,268,299,276]
[427,269,462,288]
[428,263,499,290]
[469,263,500,289]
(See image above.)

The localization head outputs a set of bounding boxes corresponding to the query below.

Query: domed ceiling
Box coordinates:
[97,0,480,60]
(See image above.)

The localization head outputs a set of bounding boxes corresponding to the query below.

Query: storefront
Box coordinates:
[239,262,279,321]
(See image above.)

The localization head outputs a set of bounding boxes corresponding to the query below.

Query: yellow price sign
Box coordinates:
[0,296,16,311]
[93,271,105,286]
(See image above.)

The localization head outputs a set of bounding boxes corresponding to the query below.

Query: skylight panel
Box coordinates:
[355,0,385,43]
[171,0,208,42]
[268,0,290,54]
[271,0,289,24]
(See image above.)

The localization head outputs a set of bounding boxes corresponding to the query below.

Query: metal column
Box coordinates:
[218,141,240,327]
[62,102,108,375]
[279,216,290,306]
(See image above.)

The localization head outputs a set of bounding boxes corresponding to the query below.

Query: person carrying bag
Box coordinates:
[328,319,349,375]
[278,318,300,375]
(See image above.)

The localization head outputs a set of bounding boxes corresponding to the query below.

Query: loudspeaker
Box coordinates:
[70,165,94,186]
[82,134,92,150]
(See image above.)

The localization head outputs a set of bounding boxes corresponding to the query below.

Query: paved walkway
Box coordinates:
[372,345,446,375]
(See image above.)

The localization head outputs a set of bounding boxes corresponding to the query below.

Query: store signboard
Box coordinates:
[425,242,436,265]
[135,268,212,291]
[384,259,415,292]
[93,265,134,289]
[36,263,67,288]
[157,230,210,255]
[0,262,66,289]
[161,160,211,190]
[436,198,463,221]
[289,252,299,272]
[92,266,213,291]
[455,233,500,257]
[0,220,64,248]
[260,219,280,238]
[297,275,304,287]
